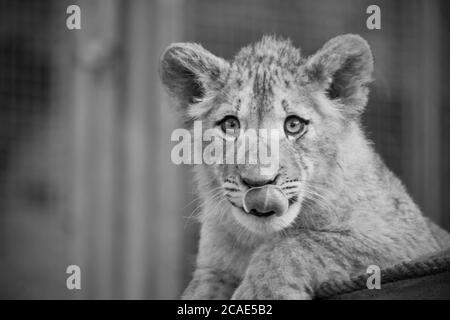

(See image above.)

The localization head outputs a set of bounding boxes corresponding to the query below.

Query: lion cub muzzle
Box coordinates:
[243,185,289,218]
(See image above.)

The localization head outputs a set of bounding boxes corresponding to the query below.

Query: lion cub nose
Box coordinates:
[243,185,289,218]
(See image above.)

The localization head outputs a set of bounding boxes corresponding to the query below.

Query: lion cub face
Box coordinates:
[161,35,373,234]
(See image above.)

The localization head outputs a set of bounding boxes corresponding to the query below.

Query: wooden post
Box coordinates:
[123,0,186,299]
[69,0,123,299]
[401,0,441,224]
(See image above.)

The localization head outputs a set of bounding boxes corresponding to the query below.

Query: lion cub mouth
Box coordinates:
[242,185,289,218]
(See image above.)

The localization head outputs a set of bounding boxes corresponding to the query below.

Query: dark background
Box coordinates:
[0,0,449,299]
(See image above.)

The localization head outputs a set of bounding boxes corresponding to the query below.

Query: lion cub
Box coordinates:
[160,34,444,299]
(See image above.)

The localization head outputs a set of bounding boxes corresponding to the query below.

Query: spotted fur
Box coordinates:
[160,34,448,299]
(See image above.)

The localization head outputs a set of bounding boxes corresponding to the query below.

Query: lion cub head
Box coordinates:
[160,34,373,235]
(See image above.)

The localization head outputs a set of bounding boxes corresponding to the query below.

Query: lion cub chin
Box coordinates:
[160,34,446,299]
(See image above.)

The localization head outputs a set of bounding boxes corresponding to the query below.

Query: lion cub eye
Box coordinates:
[284,115,308,137]
[218,116,240,137]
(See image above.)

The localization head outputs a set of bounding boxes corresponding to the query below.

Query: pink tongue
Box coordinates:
[243,185,289,216]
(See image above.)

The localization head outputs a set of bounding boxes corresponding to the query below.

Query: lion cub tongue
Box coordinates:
[243,185,289,216]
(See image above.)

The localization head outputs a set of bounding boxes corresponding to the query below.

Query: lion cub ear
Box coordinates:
[159,43,229,114]
[304,34,373,117]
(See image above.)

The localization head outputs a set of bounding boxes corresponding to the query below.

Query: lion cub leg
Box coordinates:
[182,267,240,300]
[231,232,393,300]
[231,237,315,300]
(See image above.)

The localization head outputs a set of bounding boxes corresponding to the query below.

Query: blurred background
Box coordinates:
[0,0,449,299]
